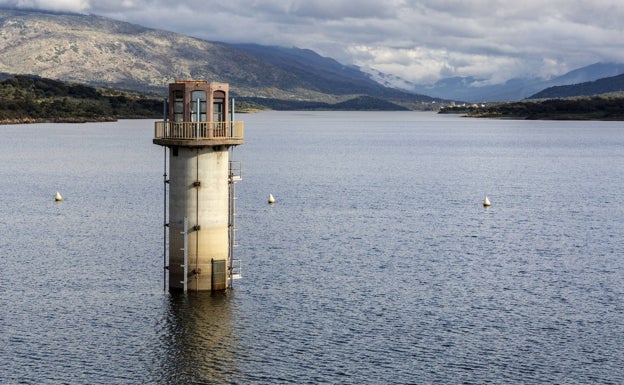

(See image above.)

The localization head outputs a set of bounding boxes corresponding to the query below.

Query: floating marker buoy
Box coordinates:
[55,192,63,202]
[483,196,491,207]
[268,194,275,204]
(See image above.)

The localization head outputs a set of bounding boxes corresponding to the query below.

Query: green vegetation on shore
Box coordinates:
[0,75,162,124]
[0,74,418,124]
[439,94,624,120]
[6,74,624,123]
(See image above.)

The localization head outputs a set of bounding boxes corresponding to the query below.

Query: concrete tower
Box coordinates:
[154,81,243,292]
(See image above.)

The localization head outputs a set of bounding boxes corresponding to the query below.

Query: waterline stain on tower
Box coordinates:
[153,81,244,292]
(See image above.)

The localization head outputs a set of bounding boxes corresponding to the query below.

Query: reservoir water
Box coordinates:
[1,112,623,384]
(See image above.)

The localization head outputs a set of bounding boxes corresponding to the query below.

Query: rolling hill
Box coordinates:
[528,73,624,99]
[0,74,162,123]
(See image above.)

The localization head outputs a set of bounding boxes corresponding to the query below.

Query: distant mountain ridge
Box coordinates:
[228,44,418,100]
[529,73,624,99]
[0,8,438,109]
[383,62,624,102]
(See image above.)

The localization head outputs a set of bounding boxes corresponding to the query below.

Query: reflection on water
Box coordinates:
[158,292,239,384]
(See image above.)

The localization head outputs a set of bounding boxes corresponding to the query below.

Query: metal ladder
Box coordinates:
[228,160,242,287]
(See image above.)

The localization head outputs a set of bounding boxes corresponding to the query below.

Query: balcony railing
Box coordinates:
[154,121,244,140]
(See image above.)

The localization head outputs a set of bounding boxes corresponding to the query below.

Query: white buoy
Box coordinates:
[268,194,275,204]
[55,192,63,202]
[483,196,491,207]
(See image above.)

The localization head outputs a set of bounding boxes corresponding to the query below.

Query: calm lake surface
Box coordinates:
[1,111,623,384]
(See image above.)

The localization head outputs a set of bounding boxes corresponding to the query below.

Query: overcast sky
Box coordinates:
[3,0,624,84]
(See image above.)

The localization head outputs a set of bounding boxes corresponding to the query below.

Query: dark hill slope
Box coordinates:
[530,73,624,99]
[230,44,421,99]
[0,74,161,123]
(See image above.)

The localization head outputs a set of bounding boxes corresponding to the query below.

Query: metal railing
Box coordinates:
[154,121,244,140]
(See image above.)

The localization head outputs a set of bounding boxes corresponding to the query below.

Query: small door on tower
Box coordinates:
[211,259,226,291]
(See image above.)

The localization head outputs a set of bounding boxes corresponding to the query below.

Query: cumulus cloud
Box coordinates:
[2,0,624,84]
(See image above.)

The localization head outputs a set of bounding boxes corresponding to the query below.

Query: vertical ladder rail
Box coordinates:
[163,146,168,291]
[181,217,188,293]
[228,160,242,288]
[227,161,235,288]
[162,98,169,292]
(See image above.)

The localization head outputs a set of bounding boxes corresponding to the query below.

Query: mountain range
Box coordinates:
[0,8,439,109]
[1,8,624,106]
[375,63,624,103]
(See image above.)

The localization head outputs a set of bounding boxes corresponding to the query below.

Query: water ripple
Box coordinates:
[1,116,623,384]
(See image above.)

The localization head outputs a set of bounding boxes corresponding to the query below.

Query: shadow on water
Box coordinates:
[157,291,240,384]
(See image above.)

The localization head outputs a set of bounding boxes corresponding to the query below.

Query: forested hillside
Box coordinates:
[440,95,624,120]
[0,75,161,123]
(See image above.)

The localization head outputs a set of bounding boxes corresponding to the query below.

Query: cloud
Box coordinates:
[3,0,89,12]
[2,0,624,84]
